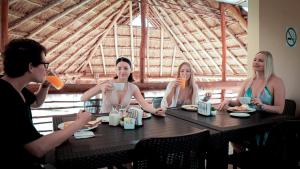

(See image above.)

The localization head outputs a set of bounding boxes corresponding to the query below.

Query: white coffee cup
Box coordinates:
[109,113,121,126]
[239,97,251,105]
[113,83,125,91]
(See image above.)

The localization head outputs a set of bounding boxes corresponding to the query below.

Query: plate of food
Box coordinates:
[229,112,250,118]
[96,116,109,123]
[58,119,100,131]
[227,104,256,113]
[181,105,198,111]
[143,112,152,119]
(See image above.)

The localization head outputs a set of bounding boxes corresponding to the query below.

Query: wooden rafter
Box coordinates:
[129,1,135,70]
[171,46,176,76]
[182,0,246,73]
[160,27,163,76]
[139,0,147,83]
[1,0,8,53]
[54,12,116,71]
[59,10,118,72]
[150,5,199,73]
[157,0,214,74]
[114,23,119,58]
[100,44,107,75]
[26,0,90,38]
[224,4,247,31]
[79,1,130,72]
[88,61,93,75]
[41,1,106,44]
[168,0,221,74]
[9,0,63,30]
[147,26,150,76]
[179,0,238,73]
[47,0,122,57]
[151,0,205,74]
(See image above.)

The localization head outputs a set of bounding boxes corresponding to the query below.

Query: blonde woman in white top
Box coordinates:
[161,62,210,109]
[81,57,165,116]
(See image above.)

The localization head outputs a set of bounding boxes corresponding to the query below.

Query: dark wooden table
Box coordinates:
[166,109,292,169]
[53,113,218,169]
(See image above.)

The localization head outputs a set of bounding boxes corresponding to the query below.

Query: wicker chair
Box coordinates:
[229,120,300,169]
[132,130,210,169]
[230,99,297,169]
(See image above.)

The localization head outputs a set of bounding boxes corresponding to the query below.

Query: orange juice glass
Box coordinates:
[46,72,64,90]
[179,78,186,89]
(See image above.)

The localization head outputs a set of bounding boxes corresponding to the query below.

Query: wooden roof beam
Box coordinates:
[161,0,219,74]
[160,28,164,76]
[167,0,222,74]
[9,0,63,30]
[150,4,203,74]
[1,0,8,53]
[152,0,208,74]
[100,44,107,75]
[79,1,131,72]
[26,0,90,38]
[54,13,114,71]
[139,0,147,83]
[224,4,247,31]
[41,1,106,44]
[171,46,176,76]
[60,10,118,73]
[129,1,135,70]
[47,0,122,57]
[181,0,246,73]
[114,23,119,58]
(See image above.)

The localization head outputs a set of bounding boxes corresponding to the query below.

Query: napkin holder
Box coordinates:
[198,101,212,116]
[127,107,143,126]
[124,117,135,129]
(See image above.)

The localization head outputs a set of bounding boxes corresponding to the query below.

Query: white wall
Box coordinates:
[249,0,300,116]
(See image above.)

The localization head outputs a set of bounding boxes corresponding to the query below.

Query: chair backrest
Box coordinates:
[84,98,102,114]
[283,99,296,116]
[133,130,210,169]
[152,97,163,108]
[263,120,300,168]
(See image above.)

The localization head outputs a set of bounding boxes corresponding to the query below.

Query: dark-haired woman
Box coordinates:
[81,57,165,116]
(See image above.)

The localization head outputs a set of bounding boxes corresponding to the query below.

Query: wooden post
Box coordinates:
[1,0,8,53]
[220,3,227,101]
[139,0,147,83]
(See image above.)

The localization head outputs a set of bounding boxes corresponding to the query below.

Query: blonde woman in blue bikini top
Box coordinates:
[218,51,285,114]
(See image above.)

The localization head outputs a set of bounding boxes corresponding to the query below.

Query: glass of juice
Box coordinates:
[46,70,64,90]
[179,78,186,89]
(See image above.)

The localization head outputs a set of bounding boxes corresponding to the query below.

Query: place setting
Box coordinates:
[227,97,256,118]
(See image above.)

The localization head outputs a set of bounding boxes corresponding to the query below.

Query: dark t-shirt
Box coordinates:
[0,79,43,168]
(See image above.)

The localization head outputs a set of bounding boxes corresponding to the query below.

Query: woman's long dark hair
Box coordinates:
[114,57,134,82]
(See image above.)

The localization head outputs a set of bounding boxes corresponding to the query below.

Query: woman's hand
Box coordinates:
[173,79,182,89]
[251,97,263,108]
[203,92,212,102]
[217,100,230,111]
[153,108,166,117]
[100,81,113,94]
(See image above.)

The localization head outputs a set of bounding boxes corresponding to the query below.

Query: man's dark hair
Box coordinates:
[3,38,46,77]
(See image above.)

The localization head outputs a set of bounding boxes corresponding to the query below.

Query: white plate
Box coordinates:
[229,112,250,118]
[58,121,99,131]
[228,107,256,113]
[181,105,198,111]
[143,113,152,119]
[97,116,109,123]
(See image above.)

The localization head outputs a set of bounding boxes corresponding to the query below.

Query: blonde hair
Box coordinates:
[254,51,274,82]
[177,62,194,88]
